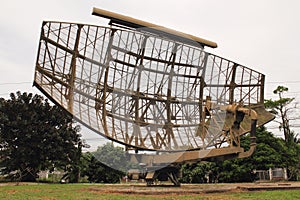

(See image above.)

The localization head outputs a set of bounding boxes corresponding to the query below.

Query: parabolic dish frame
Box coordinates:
[34,8,274,155]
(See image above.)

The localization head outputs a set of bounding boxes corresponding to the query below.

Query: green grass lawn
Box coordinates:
[0,183,300,200]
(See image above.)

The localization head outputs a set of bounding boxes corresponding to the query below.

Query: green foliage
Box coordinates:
[92,143,137,172]
[84,155,124,183]
[252,127,286,169]
[218,127,300,182]
[215,135,256,183]
[180,162,216,183]
[264,85,300,179]
[0,92,82,182]
[265,86,294,115]
[181,86,300,183]
[264,85,296,143]
[61,141,87,183]
[180,127,300,183]
[217,159,255,183]
[83,143,138,183]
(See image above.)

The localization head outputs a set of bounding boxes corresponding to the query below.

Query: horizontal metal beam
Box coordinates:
[130,147,245,165]
[92,7,218,48]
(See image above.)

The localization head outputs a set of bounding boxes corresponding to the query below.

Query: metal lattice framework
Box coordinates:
[34,20,273,152]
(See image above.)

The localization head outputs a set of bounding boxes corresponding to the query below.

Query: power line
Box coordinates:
[267,80,300,84]
[0,81,31,86]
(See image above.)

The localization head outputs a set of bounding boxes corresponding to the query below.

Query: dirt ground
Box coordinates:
[2,181,300,196]
[81,182,300,195]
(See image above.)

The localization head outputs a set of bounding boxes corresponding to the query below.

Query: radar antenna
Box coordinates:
[34,8,274,186]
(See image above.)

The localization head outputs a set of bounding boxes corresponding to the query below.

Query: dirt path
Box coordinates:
[82,182,300,195]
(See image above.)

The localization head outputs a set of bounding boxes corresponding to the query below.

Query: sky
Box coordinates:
[1,0,300,146]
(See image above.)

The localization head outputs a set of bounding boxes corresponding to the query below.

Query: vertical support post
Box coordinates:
[68,24,83,113]
[165,43,178,149]
[134,36,148,147]
[283,168,288,180]
[199,53,208,144]
[101,29,116,137]
[260,74,265,104]
[229,64,237,104]
[269,168,273,181]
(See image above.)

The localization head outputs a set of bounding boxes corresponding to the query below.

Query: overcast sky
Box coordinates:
[1,0,300,143]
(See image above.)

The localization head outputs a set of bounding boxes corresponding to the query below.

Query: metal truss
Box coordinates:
[34,21,273,152]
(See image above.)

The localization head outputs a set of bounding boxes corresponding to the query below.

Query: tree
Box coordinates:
[86,143,126,183]
[218,127,298,182]
[264,86,300,179]
[180,127,297,183]
[264,86,299,143]
[61,141,88,183]
[84,143,138,183]
[0,92,82,182]
[92,142,136,172]
[180,162,217,183]
[84,154,124,183]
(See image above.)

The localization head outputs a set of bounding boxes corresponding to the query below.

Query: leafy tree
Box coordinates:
[60,150,92,183]
[84,143,137,183]
[61,141,89,183]
[86,143,125,183]
[92,142,135,172]
[252,127,286,169]
[214,133,257,183]
[216,158,255,183]
[180,127,297,183]
[220,127,296,182]
[265,86,299,143]
[84,154,124,183]
[218,127,299,182]
[180,162,216,183]
[265,86,300,179]
[0,92,82,182]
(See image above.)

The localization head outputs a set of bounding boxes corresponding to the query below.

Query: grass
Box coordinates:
[0,183,300,200]
[231,190,300,200]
